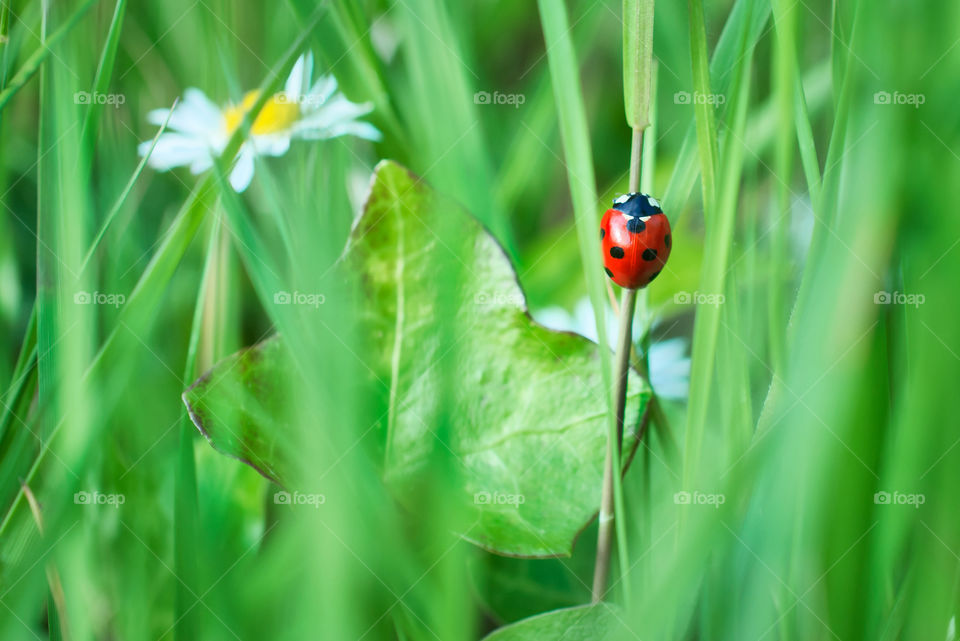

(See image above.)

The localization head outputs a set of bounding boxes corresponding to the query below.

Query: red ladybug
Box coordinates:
[600,193,672,289]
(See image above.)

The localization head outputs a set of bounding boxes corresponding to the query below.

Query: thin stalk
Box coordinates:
[80,98,178,273]
[628,125,643,191]
[593,128,644,603]
[593,286,638,602]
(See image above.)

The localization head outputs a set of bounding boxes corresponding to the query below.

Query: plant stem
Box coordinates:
[628,127,643,195]
[592,128,643,603]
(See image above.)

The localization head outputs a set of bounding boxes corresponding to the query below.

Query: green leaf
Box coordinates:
[481,604,629,641]
[468,531,594,623]
[184,335,295,484]
[184,161,651,557]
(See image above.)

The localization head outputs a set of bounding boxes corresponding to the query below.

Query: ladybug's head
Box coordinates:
[612,192,663,217]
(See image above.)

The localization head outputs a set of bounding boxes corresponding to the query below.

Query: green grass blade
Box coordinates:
[535,0,611,388]
[394,0,512,252]
[681,0,753,489]
[173,214,220,641]
[768,0,797,373]
[10,306,37,382]
[623,0,654,130]
[662,0,768,215]
[80,97,177,272]
[0,0,96,113]
[686,0,719,218]
[790,0,860,332]
[679,0,719,492]
[793,74,822,206]
[536,0,624,595]
[80,0,126,151]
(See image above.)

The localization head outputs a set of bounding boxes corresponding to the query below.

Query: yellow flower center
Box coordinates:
[224,90,300,136]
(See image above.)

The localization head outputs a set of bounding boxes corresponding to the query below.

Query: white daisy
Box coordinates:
[138,53,382,192]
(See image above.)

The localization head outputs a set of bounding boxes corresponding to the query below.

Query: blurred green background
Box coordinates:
[0,0,958,639]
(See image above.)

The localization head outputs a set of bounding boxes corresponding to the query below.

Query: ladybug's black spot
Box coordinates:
[604,267,614,278]
[609,246,625,259]
[664,233,671,249]
[648,270,661,283]
[600,228,605,239]
[642,248,658,261]
[626,217,646,234]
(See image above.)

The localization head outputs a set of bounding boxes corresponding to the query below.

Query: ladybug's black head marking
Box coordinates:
[612,192,663,217]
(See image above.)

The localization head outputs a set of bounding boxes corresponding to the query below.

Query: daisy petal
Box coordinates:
[295,96,374,132]
[147,88,224,140]
[146,108,174,127]
[303,75,338,110]
[229,147,256,192]
[182,87,223,120]
[284,52,313,99]
[298,120,382,142]
[255,135,292,157]
[189,155,215,174]
[139,133,210,171]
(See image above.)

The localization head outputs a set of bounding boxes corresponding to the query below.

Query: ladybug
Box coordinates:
[600,193,672,289]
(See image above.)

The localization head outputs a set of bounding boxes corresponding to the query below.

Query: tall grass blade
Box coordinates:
[0,0,96,113]
[623,0,654,130]
[80,0,126,152]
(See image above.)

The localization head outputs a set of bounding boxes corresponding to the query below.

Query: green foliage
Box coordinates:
[0,0,958,638]
[184,161,650,557]
[481,604,628,640]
